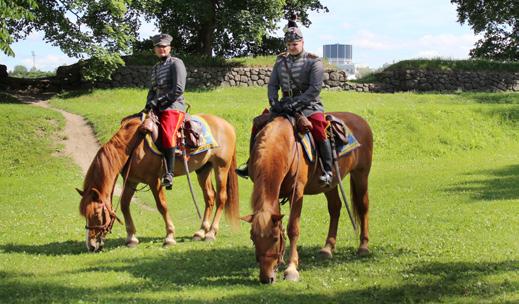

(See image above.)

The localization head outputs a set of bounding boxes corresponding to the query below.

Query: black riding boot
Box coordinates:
[317,139,333,186]
[236,132,256,179]
[162,148,175,190]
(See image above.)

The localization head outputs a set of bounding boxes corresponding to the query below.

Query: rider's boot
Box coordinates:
[162,148,175,190]
[317,139,333,186]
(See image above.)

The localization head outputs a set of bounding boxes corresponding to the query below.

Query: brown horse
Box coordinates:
[241,112,372,283]
[77,113,239,252]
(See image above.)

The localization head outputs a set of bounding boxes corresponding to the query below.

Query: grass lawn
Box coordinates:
[1,89,518,303]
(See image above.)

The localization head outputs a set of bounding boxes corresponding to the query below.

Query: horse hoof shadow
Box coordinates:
[318,248,333,259]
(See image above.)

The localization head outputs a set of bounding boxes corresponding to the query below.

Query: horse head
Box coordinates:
[242,211,285,284]
[77,187,119,252]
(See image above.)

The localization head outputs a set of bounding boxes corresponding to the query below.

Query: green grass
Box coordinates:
[1,89,519,303]
[383,58,519,72]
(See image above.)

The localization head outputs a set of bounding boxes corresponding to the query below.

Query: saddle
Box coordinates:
[139,111,204,152]
[252,110,351,148]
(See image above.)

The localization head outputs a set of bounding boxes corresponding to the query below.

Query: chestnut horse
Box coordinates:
[77,113,239,252]
[241,112,372,283]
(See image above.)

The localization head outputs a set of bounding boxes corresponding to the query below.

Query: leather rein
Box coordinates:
[85,117,146,238]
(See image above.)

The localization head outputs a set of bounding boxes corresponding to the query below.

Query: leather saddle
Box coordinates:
[139,111,204,152]
[252,110,350,148]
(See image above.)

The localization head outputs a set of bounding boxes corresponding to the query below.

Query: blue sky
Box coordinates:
[1,0,478,71]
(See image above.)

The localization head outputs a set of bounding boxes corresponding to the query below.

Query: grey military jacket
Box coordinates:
[146,55,187,112]
[268,51,324,117]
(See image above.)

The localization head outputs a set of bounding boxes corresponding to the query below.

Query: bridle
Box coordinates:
[85,200,121,238]
[84,132,139,239]
[252,220,286,266]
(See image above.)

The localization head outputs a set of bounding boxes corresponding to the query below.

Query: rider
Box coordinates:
[236,17,334,185]
[144,33,187,190]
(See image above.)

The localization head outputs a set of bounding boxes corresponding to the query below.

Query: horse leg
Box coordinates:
[205,166,229,241]
[150,178,176,246]
[120,181,139,247]
[319,187,342,259]
[351,170,370,256]
[193,166,215,241]
[284,190,304,282]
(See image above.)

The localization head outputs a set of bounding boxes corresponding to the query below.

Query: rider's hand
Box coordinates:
[282,101,296,113]
[270,102,283,113]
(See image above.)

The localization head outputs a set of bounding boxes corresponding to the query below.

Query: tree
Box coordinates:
[0,0,37,56]
[451,0,519,61]
[2,0,328,79]
[11,65,28,77]
[2,0,139,79]
[142,0,328,56]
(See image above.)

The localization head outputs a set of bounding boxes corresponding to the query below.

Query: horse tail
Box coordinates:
[225,147,240,230]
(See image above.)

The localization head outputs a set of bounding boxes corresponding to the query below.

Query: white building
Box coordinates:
[323,43,356,79]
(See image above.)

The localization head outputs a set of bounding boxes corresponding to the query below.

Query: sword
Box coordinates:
[329,136,358,235]
[180,127,202,219]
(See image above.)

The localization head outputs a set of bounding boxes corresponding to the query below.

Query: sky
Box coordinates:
[0,0,479,72]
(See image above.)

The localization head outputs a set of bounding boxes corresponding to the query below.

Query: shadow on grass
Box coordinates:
[0,237,164,256]
[464,92,519,104]
[1,256,517,303]
[446,164,519,201]
[57,89,94,99]
[0,92,22,104]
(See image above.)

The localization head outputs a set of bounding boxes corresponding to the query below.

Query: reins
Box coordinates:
[85,127,144,238]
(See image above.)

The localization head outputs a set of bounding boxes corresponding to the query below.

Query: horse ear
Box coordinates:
[271,214,284,223]
[75,188,84,197]
[240,214,254,223]
[91,188,102,201]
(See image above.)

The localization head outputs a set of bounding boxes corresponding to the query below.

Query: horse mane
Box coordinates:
[79,116,142,215]
[252,210,274,238]
[250,117,294,213]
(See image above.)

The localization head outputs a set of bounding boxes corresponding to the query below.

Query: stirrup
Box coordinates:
[162,173,173,190]
[236,164,249,179]
[319,172,333,186]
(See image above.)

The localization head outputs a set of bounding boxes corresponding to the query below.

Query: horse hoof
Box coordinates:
[318,248,333,259]
[126,241,139,248]
[193,230,205,241]
[204,231,216,242]
[357,247,370,257]
[163,239,176,247]
[284,270,300,282]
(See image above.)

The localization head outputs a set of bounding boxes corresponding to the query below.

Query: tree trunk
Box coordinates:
[198,0,218,56]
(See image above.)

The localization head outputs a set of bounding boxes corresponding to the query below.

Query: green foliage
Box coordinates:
[1,89,518,302]
[140,0,328,56]
[3,0,138,80]
[0,0,37,56]
[451,0,519,60]
[9,65,55,78]
[381,58,519,72]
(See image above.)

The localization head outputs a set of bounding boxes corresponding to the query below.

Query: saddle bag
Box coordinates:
[183,118,203,148]
[326,114,349,146]
[295,112,313,134]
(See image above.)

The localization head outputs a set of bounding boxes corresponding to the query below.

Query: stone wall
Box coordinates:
[93,65,385,92]
[3,62,518,93]
[98,65,519,93]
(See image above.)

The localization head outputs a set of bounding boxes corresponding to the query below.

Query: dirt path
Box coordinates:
[32,99,99,175]
[21,94,154,211]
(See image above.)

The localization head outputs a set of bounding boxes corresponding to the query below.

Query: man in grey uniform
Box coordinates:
[145,33,187,190]
[237,19,333,185]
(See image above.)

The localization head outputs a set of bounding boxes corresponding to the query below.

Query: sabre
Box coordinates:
[329,136,358,235]
[180,126,202,219]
